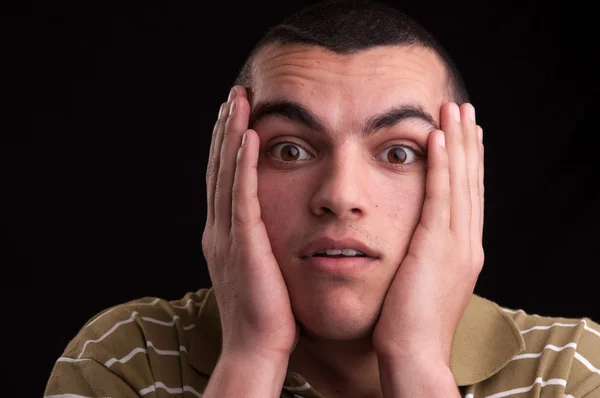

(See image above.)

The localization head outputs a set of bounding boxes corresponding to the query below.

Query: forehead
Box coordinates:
[250,44,449,122]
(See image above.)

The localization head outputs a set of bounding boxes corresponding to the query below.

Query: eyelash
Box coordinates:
[267,141,424,168]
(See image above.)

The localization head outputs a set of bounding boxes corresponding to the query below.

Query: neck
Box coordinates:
[288,332,383,398]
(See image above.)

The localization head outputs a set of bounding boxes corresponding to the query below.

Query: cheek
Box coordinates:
[257,171,307,237]
[379,177,426,243]
[257,171,315,268]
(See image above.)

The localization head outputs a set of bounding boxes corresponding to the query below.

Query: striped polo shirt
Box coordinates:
[44,288,600,397]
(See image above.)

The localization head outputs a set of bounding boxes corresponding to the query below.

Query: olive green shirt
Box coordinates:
[44,288,600,397]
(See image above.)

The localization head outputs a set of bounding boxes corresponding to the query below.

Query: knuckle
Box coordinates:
[231,212,259,229]
[232,214,263,236]
[230,208,246,228]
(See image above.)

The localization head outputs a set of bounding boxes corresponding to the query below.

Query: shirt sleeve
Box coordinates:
[44,356,140,397]
[43,292,206,398]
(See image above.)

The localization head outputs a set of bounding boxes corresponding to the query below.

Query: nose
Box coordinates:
[309,149,368,220]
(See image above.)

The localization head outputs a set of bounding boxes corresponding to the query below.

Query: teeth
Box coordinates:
[314,249,366,256]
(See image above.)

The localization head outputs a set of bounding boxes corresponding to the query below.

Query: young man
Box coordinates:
[44,1,600,397]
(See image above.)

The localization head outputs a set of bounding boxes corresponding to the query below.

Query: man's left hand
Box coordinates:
[372,102,484,396]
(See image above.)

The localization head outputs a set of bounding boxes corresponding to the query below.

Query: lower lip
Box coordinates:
[301,256,377,274]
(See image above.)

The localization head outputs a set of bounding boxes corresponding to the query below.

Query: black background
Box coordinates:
[4,0,599,395]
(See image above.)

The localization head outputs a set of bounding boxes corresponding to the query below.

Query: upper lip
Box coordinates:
[299,236,379,258]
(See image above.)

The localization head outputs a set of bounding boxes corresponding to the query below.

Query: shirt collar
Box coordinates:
[450,294,526,385]
[188,288,525,388]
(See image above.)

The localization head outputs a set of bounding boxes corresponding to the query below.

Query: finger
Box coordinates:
[459,103,481,256]
[440,102,471,236]
[214,86,250,233]
[206,99,233,225]
[231,130,263,228]
[419,129,450,233]
[478,126,485,238]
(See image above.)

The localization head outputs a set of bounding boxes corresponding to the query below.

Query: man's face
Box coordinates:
[249,44,449,341]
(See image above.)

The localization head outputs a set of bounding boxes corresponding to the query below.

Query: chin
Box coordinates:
[290,289,381,341]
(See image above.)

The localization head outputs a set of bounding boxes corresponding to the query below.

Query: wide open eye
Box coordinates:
[376,145,419,166]
[269,142,312,162]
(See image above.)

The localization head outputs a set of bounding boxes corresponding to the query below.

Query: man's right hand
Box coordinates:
[202,86,298,364]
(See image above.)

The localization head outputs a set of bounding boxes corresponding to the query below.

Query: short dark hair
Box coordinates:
[234,0,469,104]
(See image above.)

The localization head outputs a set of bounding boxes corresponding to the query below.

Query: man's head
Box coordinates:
[235,0,468,342]
[235,0,469,104]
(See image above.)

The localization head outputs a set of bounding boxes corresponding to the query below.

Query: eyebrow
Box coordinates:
[249,100,440,137]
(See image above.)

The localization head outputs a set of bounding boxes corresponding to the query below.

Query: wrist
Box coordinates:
[373,332,453,366]
[219,349,290,384]
[204,351,289,398]
[220,343,293,370]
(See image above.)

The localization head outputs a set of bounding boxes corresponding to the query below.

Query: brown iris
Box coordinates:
[279,144,300,161]
[387,147,408,164]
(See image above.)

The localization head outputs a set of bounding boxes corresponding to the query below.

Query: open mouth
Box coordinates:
[301,250,377,274]
[308,249,369,258]
[299,237,379,260]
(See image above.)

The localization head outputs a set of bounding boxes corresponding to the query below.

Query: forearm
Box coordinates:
[378,356,460,398]
[203,352,289,398]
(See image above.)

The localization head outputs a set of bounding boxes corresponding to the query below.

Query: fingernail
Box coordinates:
[230,99,236,115]
[241,131,247,147]
[469,105,476,123]
[438,131,446,148]
[451,104,460,122]
[228,87,237,102]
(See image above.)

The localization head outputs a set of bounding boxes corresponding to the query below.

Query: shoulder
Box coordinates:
[473,302,600,398]
[45,288,213,397]
[62,289,211,361]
